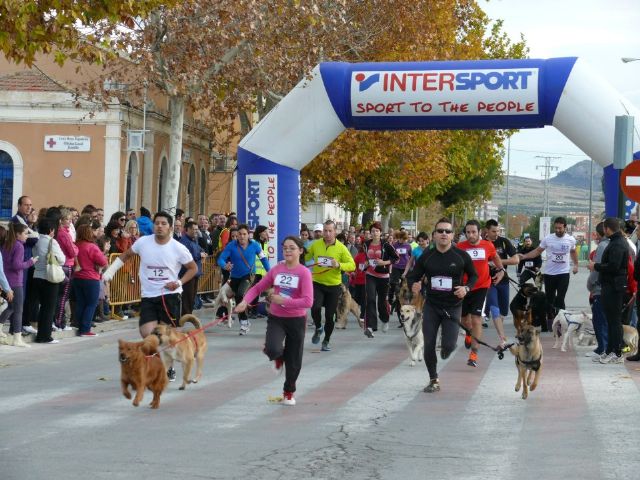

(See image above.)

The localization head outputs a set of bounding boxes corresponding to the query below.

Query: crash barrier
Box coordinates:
[107,254,223,313]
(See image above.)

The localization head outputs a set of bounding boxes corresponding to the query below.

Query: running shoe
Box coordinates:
[467,351,478,367]
[23,325,37,334]
[167,368,176,382]
[593,352,608,363]
[272,358,284,375]
[423,379,440,393]
[321,341,331,351]
[464,333,472,349]
[364,327,374,338]
[600,353,623,364]
[80,332,98,337]
[312,326,323,344]
[381,322,389,333]
[282,391,296,406]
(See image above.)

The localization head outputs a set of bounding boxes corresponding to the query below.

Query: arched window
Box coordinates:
[200,168,207,215]
[125,152,138,211]
[158,156,168,212]
[0,150,14,219]
[187,164,195,216]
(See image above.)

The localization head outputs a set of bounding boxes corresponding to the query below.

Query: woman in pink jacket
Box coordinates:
[72,224,107,336]
[236,236,313,406]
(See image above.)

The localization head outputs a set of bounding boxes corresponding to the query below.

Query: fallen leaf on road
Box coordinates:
[98,377,109,381]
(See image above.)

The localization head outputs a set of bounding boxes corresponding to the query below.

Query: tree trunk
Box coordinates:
[164,94,185,212]
[381,213,390,232]
[361,208,375,228]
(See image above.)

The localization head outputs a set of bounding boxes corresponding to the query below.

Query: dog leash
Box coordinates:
[456,319,514,360]
[145,313,232,359]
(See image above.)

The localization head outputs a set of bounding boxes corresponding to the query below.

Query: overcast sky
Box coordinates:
[480,0,640,179]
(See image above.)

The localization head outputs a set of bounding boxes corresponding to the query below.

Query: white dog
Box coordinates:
[399,305,424,366]
[552,309,592,352]
[577,315,597,347]
[209,281,236,328]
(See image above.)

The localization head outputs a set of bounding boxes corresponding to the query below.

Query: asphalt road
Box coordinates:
[1,268,639,480]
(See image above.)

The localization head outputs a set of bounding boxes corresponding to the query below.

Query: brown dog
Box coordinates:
[118,335,168,409]
[335,284,362,329]
[509,324,543,400]
[152,314,208,390]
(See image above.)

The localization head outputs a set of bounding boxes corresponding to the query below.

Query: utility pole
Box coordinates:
[505,137,511,237]
[536,156,560,217]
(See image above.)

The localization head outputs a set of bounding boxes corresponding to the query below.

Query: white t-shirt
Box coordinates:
[131,235,193,298]
[540,233,576,275]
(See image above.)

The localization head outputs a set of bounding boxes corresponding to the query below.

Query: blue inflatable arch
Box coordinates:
[237,58,640,262]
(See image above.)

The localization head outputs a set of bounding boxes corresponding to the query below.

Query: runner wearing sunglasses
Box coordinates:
[408,218,478,393]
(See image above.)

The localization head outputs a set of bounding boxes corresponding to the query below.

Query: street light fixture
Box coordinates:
[621,57,640,63]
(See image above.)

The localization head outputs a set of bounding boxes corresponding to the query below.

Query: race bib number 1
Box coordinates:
[431,276,453,291]
[317,256,334,267]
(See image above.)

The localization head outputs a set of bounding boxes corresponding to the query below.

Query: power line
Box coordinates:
[510,148,586,157]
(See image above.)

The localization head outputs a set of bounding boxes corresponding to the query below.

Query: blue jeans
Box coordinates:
[72,278,100,334]
[591,295,608,354]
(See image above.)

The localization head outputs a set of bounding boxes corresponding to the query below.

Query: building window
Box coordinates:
[187,164,195,216]
[200,168,206,215]
[158,157,167,212]
[0,150,13,220]
[125,152,138,211]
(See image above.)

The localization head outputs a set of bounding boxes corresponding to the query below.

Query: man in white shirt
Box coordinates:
[103,211,197,339]
[520,216,578,331]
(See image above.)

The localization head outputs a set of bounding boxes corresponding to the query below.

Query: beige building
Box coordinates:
[0,56,234,221]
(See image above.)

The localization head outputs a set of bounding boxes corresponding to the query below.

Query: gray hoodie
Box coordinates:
[587,237,609,296]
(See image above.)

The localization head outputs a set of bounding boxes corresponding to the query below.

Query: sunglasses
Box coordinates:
[119,218,126,221]
[435,228,453,234]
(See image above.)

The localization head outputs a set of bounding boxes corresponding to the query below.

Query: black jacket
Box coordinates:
[363,240,399,275]
[595,231,628,291]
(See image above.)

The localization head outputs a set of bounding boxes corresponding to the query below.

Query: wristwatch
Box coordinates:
[464,286,470,293]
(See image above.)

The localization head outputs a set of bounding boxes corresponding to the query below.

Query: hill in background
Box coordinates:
[492,160,605,217]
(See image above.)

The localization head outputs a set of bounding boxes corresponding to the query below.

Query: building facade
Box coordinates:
[0,57,234,221]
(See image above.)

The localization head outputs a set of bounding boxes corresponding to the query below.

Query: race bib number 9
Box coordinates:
[274,273,299,289]
[431,276,453,291]
[466,248,486,260]
[317,256,334,267]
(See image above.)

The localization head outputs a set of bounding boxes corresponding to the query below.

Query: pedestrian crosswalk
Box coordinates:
[1,316,639,479]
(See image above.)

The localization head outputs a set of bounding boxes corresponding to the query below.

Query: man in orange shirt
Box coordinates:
[457,220,505,367]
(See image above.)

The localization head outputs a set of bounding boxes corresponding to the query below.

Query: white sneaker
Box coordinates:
[364,327,374,338]
[46,339,60,344]
[62,326,73,331]
[585,351,600,358]
[593,352,608,363]
[599,353,623,364]
[51,324,60,332]
[381,322,389,333]
[282,391,296,406]
[23,325,37,334]
[239,323,250,335]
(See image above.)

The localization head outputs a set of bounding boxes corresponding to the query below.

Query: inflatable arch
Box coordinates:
[237,58,640,261]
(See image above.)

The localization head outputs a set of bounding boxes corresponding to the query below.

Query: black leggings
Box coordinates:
[263,315,306,393]
[543,273,570,317]
[423,303,462,381]
[311,282,341,343]
[365,274,390,330]
[229,275,252,321]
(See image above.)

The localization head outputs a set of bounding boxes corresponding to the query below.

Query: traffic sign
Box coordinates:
[620,161,640,202]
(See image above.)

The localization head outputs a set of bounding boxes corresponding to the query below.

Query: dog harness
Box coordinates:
[563,312,583,332]
[517,355,542,372]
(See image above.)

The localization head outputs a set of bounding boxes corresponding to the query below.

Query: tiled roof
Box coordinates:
[0,70,67,92]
